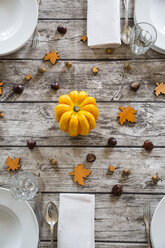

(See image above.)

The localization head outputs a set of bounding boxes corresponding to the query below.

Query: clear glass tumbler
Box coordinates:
[130,22,157,55]
[10,171,38,201]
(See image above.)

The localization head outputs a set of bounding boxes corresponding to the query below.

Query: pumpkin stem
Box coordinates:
[73,105,80,112]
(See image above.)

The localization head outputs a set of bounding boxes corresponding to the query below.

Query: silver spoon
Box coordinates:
[121,0,132,44]
[45,202,58,248]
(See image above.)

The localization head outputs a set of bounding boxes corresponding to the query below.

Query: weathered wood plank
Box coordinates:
[1,59,165,102]
[38,0,134,19]
[40,242,146,248]
[0,147,165,193]
[1,20,164,60]
[0,102,165,146]
[38,193,163,242]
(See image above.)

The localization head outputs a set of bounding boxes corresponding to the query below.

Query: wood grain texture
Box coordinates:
[0,1,164,246]
[40,242,146,248]
[0,102,165,146]
[36,193,162,242]
[1,59,165,102]
[1,20,164,60]
[0,147,165,193]
[39,0,134,19]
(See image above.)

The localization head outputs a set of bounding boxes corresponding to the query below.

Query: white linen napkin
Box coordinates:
[87,0,121,48]
[58,194,95,248]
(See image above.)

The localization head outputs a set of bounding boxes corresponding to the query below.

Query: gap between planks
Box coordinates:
[41,192,165,196]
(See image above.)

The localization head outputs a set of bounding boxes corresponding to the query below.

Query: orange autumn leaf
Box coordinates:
[69,163,91,186]
[92,66,98,74]
[109,164,116,173]
[6,156,21,171]
[118,105,137,126]
[0,82,4,95]
[154,82,165,97]
[25,74,31,81]
[80,35,87,42]
[44,50,60,65]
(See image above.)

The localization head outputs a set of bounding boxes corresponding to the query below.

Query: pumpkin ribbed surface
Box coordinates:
[55,90,99,136]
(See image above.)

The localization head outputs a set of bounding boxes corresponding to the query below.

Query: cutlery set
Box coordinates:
[143,202,152,248]
[32,0,41,47]
[121,0,131,44]
[34,175,58,248]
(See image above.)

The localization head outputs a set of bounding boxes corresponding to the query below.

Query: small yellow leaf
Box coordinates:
[92,66,98,74]
[109,165,116,173]
[80,35,87,42]
[0,82,4,95]
[25,74,31,81]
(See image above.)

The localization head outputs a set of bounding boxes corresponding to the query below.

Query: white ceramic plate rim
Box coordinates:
[134,0,165,53]
[0,0,38,56]
[0,188,39,248]
[151,196,165,248]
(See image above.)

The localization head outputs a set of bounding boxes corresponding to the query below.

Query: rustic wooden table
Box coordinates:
[1,0,165,247]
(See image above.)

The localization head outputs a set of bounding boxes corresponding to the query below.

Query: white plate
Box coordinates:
[0,188,39,248]
[134,0,165,54]
[151,196,165,248]
[0,0,38,56]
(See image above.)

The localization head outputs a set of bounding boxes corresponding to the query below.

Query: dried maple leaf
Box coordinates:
[6,156,21,171]
[118,105,137,126]
[25,74,31,81]
[154,82,165,97]
[92,66,98,74]
[109,165,116,173]
[69,163,91,186]
[0,82,4,95]
[44,50,60,65]
[80,35,87,42]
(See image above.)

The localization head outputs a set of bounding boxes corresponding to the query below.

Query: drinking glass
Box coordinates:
[130,22,157,55]
[10,171,38,201]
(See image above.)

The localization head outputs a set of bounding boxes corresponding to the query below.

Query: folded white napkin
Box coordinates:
[87,0,121,48]
[58,194,95,248]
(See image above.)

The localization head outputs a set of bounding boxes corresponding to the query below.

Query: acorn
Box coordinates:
[0,112,4,118]
[122,169,131,176]
[106,48,111,54]
[152,174,162,184]
[38,67,46,73]
[124,63,131,71]
[65,61,72,68]
[50,159,57,166]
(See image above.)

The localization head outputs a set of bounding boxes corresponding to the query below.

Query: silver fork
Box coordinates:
[143,202,152,248]
[32,0,41,47]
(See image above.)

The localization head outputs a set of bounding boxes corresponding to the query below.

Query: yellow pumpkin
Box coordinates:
[55,90,99,136]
